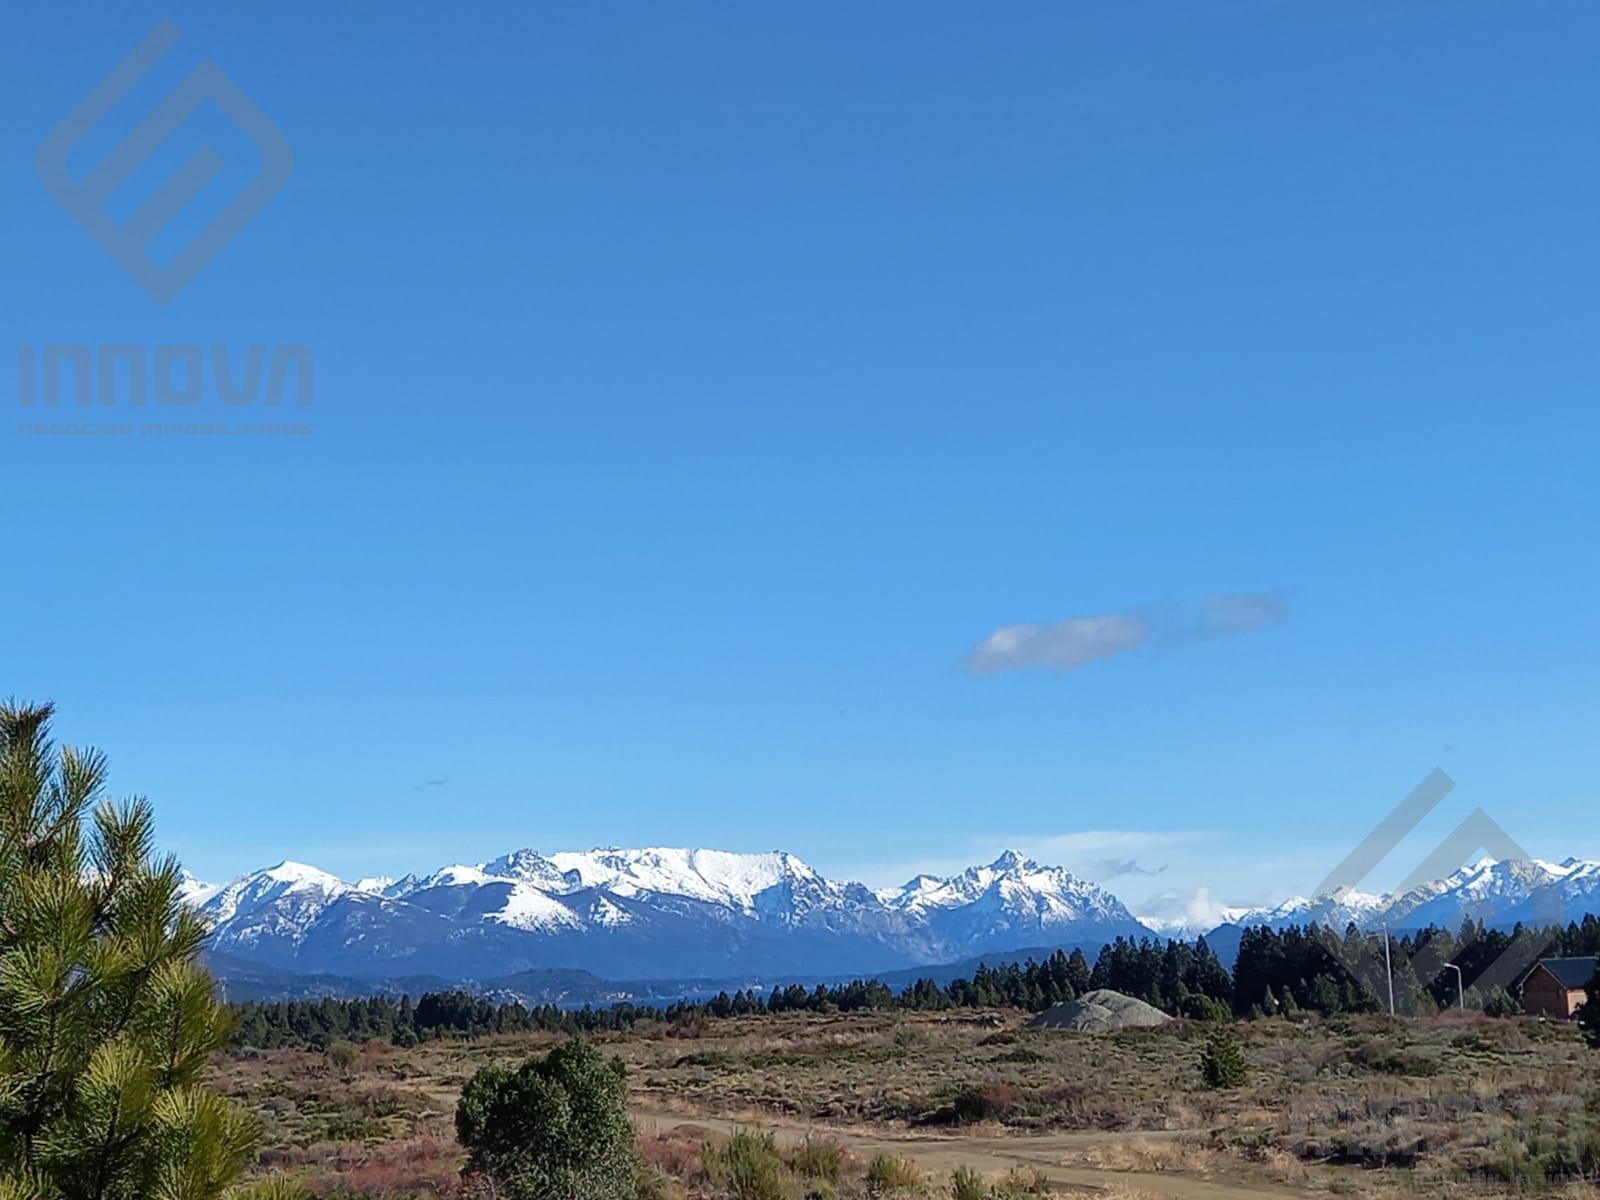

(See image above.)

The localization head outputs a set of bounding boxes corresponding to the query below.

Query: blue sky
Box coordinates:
[4,2,1599,916]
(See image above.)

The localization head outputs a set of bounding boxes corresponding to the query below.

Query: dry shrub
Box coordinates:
[1065,1136,1217,1176]
[302,1135,462,1197]
[866,1153,923,1194]
[789,1137,844,1181]
[951,1082,1016,1124]
[993,1164,1050,1195]
[638,1131,703,1180]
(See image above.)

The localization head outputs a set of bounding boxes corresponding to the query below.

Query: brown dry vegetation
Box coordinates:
[215,1008,1600,1198]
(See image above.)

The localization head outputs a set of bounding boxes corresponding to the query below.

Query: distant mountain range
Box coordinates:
[183,847,1149,985]
[183,848,1600,997]
[1146,856,1600,968]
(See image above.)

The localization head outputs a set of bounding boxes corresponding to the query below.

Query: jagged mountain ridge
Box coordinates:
[185,847,1152,981]
[1166,856,1600,969]
[187,849,1600,986]
[1211,857,1600,936]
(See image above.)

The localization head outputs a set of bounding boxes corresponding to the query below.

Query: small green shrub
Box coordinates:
[1483,987,1523,1018]
[866,1153,923,1194]
[635,1162,675,1200]
[326,1040,360,1072]
[950,1165,986,1200]
[715,1130,788,1200]
[792,1138,843,1181]
[1200,1026,1248,1089]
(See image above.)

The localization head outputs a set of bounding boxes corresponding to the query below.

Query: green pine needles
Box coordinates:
[1200,1025,1249,1090]
[0,701,298,1200]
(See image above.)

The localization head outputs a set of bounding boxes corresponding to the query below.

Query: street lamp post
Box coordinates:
[1445,963,1465,1010]
[1382,923,1396,1017]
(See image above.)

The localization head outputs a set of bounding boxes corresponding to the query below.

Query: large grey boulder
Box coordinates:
[1027,988,1172,1032]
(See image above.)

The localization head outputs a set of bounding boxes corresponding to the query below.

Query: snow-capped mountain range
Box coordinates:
[182,848,1600,987]
[1139,857,1600,943]
[182,847,1150,982]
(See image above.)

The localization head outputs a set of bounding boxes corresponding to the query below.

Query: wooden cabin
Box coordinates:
[1521,957,1598,1019]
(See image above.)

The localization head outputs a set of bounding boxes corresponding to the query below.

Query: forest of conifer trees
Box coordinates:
[227,914,1600,1049]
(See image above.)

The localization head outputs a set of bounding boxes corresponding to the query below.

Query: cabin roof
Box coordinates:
[1530,957,1600,990]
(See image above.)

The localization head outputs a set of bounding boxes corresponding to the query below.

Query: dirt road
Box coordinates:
[633,1105,1315,1200]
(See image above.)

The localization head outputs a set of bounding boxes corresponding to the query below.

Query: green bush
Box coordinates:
[456,1038,636,1200]
[1200,1026,1248,1089]
[719,1130,788,1200]
[1483,986,1523,1018]
[633,1162,674,1200]
[950,1165,986,1200]
[791,1138,843,1181]
[866,1154,923,1195]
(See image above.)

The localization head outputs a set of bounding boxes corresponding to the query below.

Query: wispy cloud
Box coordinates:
[966,591,1287,676]
[966,613,1147,675]
[1195,592,1288,639]
[1080,857,1167,879]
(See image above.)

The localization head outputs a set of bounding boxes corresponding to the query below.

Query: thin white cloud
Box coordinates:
[1195,592,1288,639]
[967,591,1287,676]
[966,613,1147,675]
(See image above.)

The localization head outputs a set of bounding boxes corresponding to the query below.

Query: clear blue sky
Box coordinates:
[5,2,1598,912]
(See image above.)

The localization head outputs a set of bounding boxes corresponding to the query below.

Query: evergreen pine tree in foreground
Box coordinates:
[0,701,299,1200]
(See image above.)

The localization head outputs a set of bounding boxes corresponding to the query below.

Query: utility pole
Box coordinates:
[1445,963,1465,1010]
[1382,923,1396,1017]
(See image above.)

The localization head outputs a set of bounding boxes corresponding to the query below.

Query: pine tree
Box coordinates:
[1200,1026,1248,1090]
[1579,967,1600,1049]
[0,701,297,1200]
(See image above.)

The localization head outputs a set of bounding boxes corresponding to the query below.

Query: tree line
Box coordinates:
[228,913,1600,1049]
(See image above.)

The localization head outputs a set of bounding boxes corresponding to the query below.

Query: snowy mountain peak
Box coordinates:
[543,846,822,909]
[262,860,348,889]
[987,849,1033,872]
[177,870,220,908]
[414,864,497,890]
[480,848,573,891]
[883,852,1139,932]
